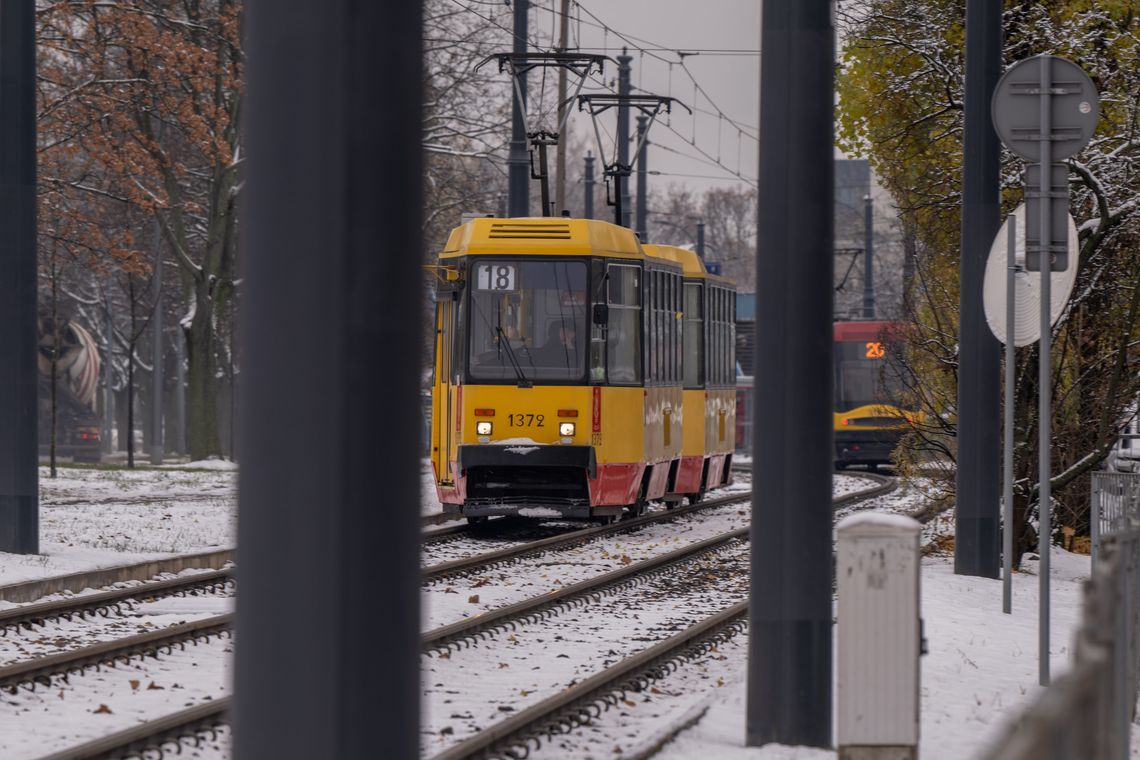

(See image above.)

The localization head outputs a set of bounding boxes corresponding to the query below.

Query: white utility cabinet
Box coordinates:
[836,512,923,760]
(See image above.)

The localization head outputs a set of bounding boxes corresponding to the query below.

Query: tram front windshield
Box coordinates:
[468,259,588,383]
[835,339,899,412]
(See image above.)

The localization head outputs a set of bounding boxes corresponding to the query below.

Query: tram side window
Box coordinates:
[683,283,703,388]
[670,274,678,383]
[708,288,719,386]
[728,294,736,378]
[663,273,672,383]
[708,287,728,387]
[607,264,641,384]
[654,271,663,383]
[649,271,658,383]
[721,289,731,384]
[670,274,681,383]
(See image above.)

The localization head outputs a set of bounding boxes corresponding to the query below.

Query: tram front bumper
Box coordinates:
[457,444,600,517]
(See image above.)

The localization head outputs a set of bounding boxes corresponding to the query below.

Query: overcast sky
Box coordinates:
[518,1,761,203]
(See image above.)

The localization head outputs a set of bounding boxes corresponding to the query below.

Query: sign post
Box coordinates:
[992,54,1098,686]
[1003,214,1015,615]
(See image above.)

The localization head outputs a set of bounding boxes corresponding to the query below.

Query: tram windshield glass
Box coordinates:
[834,339,901,412]
[467,259,588,383]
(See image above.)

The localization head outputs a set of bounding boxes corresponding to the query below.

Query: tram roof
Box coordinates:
[642,243,734,287]
[440,217,646,260]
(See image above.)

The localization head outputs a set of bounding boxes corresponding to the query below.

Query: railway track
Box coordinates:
[423,526,750,653]
[34,697,231,760]
[0,614,232,693]
[0,569,233,636]
[421,474,897,758]
[429,602,749,760]
[423,472,891,584]
[422,491,749,583]
[17,473,893,759]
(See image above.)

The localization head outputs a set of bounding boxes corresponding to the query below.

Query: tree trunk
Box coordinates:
[185,294,221,460]
[127,275,137,469]
[50,259,59,478]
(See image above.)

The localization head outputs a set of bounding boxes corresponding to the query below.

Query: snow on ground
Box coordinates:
[2,461,1131,758]
[0,465,236,588]
[1,635,232,759]
[646,549,1112,760]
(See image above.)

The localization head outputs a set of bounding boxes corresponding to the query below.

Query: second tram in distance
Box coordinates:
[429,217,736,522]
[833,319,917,470]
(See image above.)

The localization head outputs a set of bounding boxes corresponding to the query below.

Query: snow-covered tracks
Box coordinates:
[424,527,750,653]
[34,698,230,760]
[0,570,233,635]
[422,491,753,583]
[430,602,749,760]
[0,614,232,694]
[421,474,896,758]
[423,472,891,583]
[0,572,234,759]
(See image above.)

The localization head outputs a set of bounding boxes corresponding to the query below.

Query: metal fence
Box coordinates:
[1092,472,1140,565]
[984,472,1140,760]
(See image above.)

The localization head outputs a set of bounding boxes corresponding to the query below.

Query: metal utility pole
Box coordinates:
[0,0,38,555]
[508,0,529,217]
[697,220,706,260]
[617,50,632,229]
[636,114,649,241]
[584,152,595,219]
[237,2,422,757]
[748,0,834,748]
[150,233,164,465]
[955,0,1002,579]
[862,194,875,319]
[554,0,570,215]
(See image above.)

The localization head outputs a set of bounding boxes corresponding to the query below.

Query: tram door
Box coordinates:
[433,293,458,485]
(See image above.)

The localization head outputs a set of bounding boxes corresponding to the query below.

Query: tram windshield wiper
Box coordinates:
[496,324,532,388]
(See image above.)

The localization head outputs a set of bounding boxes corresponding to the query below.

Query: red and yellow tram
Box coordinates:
[429,218,735,521]
[833,320,917,469]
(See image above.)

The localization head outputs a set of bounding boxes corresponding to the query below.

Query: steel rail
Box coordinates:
[430,601,750,760]
[423,521,478,543]
[423,512,465,527]
[0,614,233,693]
[422,491,752,584]
[425,474,897,758]
[424,527,750,652]
[0,570,233,636]
[422,516,526,546]
[833,471,895,507]
[34,696,231,760]
[424,474,895,651]
[424,473,891,584]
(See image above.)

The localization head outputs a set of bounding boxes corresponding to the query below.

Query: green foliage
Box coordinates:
[838,1,1140,552]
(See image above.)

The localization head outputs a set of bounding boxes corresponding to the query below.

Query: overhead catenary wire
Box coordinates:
[450,0,757,190]
[563,2,761,140]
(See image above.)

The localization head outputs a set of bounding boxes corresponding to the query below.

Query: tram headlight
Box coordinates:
[476,421,493,436]
[559,422,576,437]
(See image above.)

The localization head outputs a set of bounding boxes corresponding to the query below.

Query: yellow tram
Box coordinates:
[429,217,735,521]
[642,244,736,504]
[832,320,920,470]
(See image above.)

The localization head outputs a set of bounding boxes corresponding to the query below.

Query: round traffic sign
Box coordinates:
[991,55,1099,161]
[983,203,1078,347]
